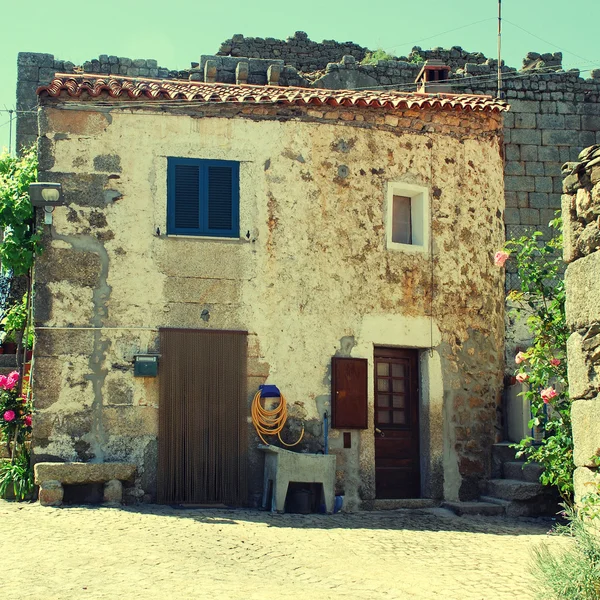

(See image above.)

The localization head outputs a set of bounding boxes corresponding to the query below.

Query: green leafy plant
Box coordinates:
[408,52,426,64]
[0,451,33,501]
[361,49,396,65]
[1,292,27,338]
[531,476,600,599]
[496,217,573,503]
[0,146,40,276]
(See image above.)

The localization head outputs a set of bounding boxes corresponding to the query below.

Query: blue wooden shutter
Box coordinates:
[207,166,233,231]
[173,163,200,230]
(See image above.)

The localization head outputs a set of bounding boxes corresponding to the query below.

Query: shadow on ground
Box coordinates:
[34,501,559,536]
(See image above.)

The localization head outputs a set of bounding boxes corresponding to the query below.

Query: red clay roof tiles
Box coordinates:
[37,74,509,113]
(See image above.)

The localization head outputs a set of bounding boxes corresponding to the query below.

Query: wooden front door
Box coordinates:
[374,347,420,499]
[157,329,248,505]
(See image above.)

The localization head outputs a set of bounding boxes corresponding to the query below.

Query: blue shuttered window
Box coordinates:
[167,158,239,237]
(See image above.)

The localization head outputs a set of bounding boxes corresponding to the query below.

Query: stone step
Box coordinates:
[441,501,504,517]
[372,498,438,510]
[492,442,519,464]
[479,496,539,518]
[503,461,544,483]
[486,479,543,501]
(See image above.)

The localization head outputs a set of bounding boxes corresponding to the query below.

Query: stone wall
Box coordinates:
[216,31,369,71]
[16,38,600,252]
[33,93,505,507]
[562,144,600,502]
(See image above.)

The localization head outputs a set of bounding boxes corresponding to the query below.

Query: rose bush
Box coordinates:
[0,370,34,500]
[496,217,574,503]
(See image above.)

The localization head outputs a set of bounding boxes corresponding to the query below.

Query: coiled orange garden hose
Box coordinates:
[251,390,304,447]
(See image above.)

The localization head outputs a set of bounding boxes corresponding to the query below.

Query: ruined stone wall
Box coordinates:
[32,97,505,507]
[216,31,369,71]
[562,145,600,502]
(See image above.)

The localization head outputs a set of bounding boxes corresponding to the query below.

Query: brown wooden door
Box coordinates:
[331,357,368,429]
[374,347,420,499]
[157,329,248,505]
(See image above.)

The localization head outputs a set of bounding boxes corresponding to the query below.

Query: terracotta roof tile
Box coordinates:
[37,74,509,113]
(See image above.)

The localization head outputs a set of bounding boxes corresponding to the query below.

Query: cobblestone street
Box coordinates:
[0,501,568,600]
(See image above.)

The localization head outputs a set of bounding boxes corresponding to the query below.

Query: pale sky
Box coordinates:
[1,0,599,151]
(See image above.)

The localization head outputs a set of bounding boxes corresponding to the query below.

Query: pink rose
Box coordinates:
[515,352,527,364]
[23,415,32,427]
[3,410,15,422]
[540,387,558,404]
[494,251,510,267]
[550,358,561,367]
[0,376,7,389]
[516,372,528,383]
[4,378,17,391]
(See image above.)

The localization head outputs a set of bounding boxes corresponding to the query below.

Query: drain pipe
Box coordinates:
[324,411,329,455]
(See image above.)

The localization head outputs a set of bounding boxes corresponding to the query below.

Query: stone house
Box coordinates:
[31,73,507,509]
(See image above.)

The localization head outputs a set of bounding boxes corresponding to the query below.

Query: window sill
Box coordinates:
[164,234,245,242]
[387,242,429,254]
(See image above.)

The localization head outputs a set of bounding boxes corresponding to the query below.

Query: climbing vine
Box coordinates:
[0,146,40,276]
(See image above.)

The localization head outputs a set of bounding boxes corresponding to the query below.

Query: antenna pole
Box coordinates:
[497,0,502,98]
[8,109,13,155]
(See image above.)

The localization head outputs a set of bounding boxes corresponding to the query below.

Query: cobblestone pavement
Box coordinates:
[0,501,569,600]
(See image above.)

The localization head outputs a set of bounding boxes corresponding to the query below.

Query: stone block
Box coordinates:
[542,129,581,146]
[535,177,553,193]
[514,113,536,129]
[581,131,597,147]
[38,480,63,507]
[544,161,562,177]
[574,466,600,504]
[578,104,600,116]
[520,208,540,225]
[505,161,524,176]
[102,407,158,437]
[509,100,540,113]
[505,176,535,192]
[572,397,600,467]
[520,145,538,161]
[511,129,542,145]
[540,208,557,225]
[504,191,518,208]
[565,115,581,130]
[529,192,549,209]
[538,145,560,162]
[556,103,577,116]
[505,144,520,161]
[567,331,600,400]
[504,208,521,224]
[525,162,544,176]
[17,65,39,81]
[34,462,137,485]
[103,479,123,503]
[566,252,600,329]
[537,114,566,129]
[18,52,54,67]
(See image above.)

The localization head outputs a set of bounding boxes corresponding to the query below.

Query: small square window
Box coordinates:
[167,158,239,237]
[386,182,430,253]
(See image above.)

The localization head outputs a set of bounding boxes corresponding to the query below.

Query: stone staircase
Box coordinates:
[443,442,559,517]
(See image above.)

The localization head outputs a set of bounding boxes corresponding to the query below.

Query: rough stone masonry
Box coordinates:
[562,144,600,502]
[15,32,600,266]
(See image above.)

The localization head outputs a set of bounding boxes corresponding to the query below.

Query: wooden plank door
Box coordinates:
[157,329,248,505]
[374,347,420,499]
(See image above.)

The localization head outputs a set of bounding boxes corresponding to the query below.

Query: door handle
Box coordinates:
[375,428,382,434]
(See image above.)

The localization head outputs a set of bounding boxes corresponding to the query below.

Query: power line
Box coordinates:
[503,19,599,67]
[382,18,496,52]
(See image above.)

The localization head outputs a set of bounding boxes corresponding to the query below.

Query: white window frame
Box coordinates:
[385,182,430,254]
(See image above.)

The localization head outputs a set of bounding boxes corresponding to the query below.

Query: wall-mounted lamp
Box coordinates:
[28,183,66,225]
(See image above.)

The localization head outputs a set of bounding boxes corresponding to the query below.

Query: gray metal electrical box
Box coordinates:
[134,355,158,377]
